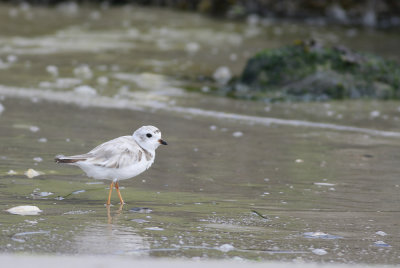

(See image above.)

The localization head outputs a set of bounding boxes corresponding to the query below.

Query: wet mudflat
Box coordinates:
[0,3,399,264]
[1,97,399,263]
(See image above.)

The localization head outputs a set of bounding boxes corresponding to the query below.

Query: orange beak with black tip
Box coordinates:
[158,139,168,145]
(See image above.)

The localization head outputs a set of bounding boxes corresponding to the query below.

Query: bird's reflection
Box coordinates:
[106,203,124,225]
[75,204,149,255]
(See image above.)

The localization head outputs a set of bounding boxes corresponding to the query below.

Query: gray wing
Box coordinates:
[63,136,143,169]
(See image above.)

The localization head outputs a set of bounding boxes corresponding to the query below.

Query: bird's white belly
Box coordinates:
[77,159,153,181]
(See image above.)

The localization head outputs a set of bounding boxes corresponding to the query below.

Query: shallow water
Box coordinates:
[0,3,399,264]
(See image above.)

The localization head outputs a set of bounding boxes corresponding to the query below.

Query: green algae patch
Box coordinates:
[227,41,400,101]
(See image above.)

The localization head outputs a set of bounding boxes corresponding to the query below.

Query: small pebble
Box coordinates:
[46,65,59,77]
[33,157,43,162]
[374,241,390,247]
[376,231,387,236]
[29,126,40,132]
[312,248,327,255]
[7,170,17,175]
[7,205,42,216]
[24,168,41,178]
[232,131,243,138]
[218,244,235,252]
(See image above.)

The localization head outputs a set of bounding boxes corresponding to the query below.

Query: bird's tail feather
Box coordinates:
[55,155,87,164]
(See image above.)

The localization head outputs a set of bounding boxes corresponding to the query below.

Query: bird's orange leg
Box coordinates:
[107,181,114,205]
[115,181,125,204]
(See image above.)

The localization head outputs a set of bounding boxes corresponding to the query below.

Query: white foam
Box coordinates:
[185,42,200,53]
[73,65,93,80]
[213,66,232,85]
[314,182,336,186]
[1,85,400,138]
[144,227,164,231]
[74,85,97,96]
[46,65,59,77]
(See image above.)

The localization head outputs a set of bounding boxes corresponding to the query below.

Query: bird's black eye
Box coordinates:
[146,133,152,138]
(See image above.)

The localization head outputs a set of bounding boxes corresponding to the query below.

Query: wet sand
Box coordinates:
[0,255,393,268]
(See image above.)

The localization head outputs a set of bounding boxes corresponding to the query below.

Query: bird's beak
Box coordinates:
[158,139,168,145]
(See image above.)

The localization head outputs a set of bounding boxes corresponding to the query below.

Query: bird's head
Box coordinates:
[133,125,167,151]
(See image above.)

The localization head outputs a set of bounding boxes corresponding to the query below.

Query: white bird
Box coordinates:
[55,125,167,205]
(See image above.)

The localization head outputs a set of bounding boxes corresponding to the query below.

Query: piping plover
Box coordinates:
[55,125,167,205]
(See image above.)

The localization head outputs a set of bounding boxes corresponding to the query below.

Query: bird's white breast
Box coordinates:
[77,153,155,181]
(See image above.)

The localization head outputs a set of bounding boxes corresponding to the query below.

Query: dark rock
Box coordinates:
[226,41,400,101]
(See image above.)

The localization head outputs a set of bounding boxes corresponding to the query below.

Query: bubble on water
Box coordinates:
[264,178,270,182]
[64,210,92,215]
[72,190,86,195]
[39,192,53,197]
[232,131,243,138]
[131,219,149,223]
[31,191,53,198]
[73,65,93,80]
[97,76,109,86]
[0,103,4,114]
[374,241,390,247]
[218,244,235,252]
[209,125,217,131]
[130,207,152,213]
[144,227,164,231]
[46,65,58,77]
[295,159,304,163]
[376,231,387,236]
[213,66,232,85]
[38,138,47,143]
[303,232,342,239]
[313,182,336,186]
[201,86,210,93]
[370,110,380,118]
[312,248,327,255]
[12,230,49,243]
[185,42,200,54]
[29,126,40,132]
[24,168,41,178]
[74,85,97,96]
[7,55,18,63]
[229,53,237,61]
[33,157,43,162]
[7,205,42,215]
